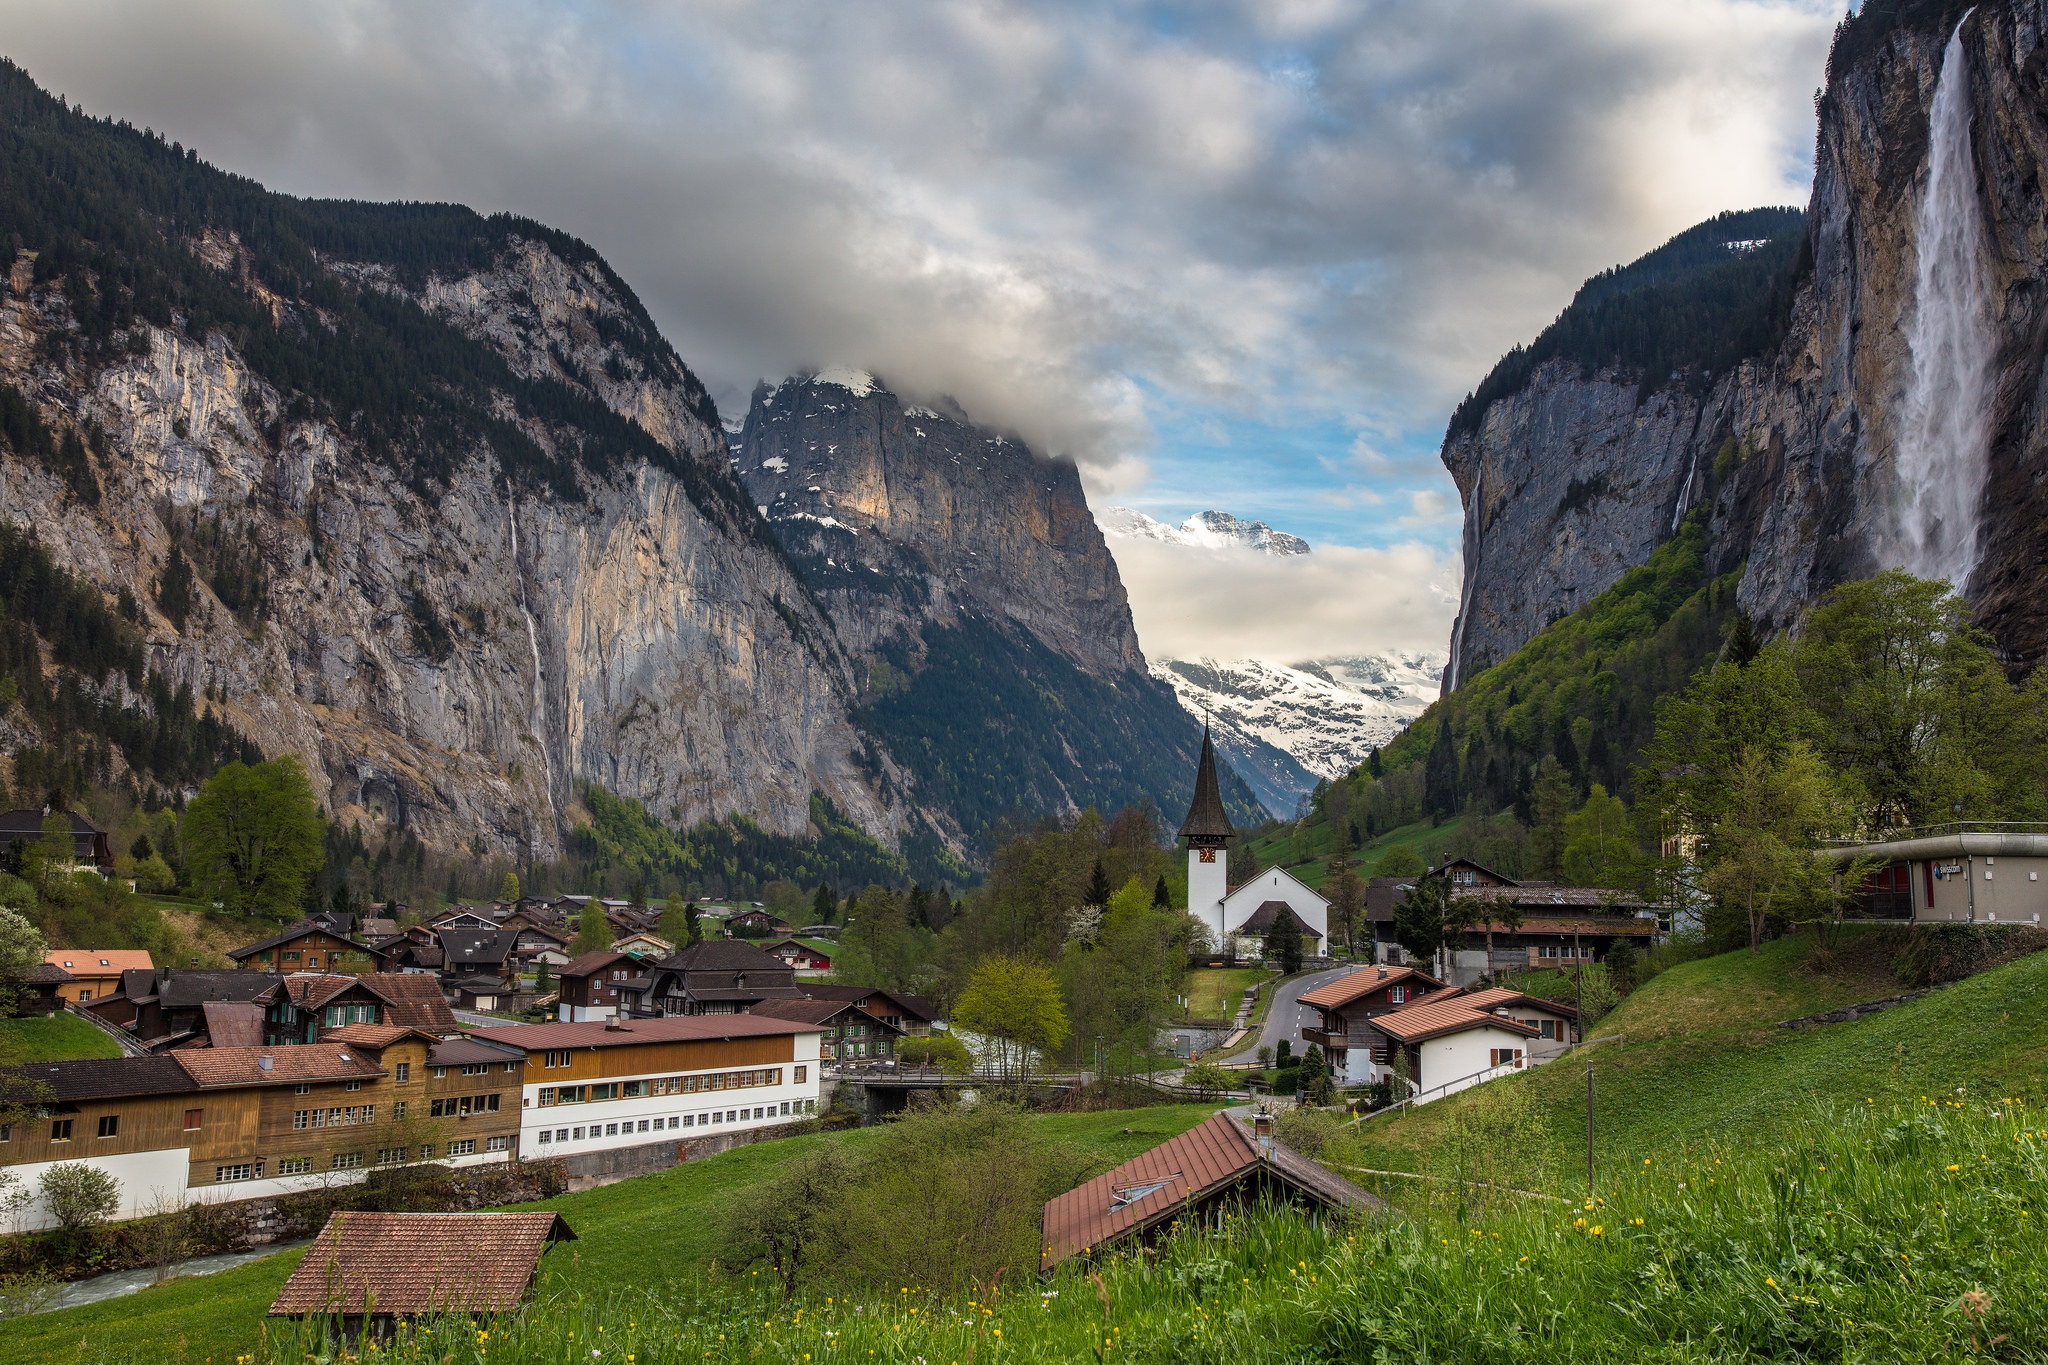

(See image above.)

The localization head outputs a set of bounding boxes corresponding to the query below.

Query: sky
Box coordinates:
[0,0,1841,664]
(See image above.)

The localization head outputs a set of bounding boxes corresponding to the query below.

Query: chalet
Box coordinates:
[0,808,114,874]
[1359,988,1583,1104]
[1358,859,1657,984]
[1823,828,2048,925]
[1299,965,1452,1081]
[555,950,632,1023]
[750,997,900,1061]
[611,930,675,960]
[726,909,791,937]
[41,949,154,1004]
[229,922,393,975]
[0,1033,520,1230]
[616,939,803,1018]
[85,969,278,1047]
[269,1210,574,1341]
[428,909,499,931]
[371,926,445,973]
[508,923,572,963]
[435,929,520,998]
[764,937,832,974]
[17,962,72,1015]
[262,973,460,1046]
[483,1013,824,1156]
[795,983,936,1036]
[1040,1111,1379,1270]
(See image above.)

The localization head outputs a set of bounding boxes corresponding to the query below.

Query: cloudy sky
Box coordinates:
[1,0,1840,664]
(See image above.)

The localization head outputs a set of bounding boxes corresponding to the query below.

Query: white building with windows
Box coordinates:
[477,1014,825,1159]
[1178,729,1328,956]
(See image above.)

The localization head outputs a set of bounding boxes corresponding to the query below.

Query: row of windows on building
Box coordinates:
[5,1108,212,1143]
[535,1067,791,1106]
[212,1137,511,1183]
[532,1099,818,1144]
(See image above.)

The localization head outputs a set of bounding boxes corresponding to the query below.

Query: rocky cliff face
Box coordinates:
[731,371,1264,843]
[1444,1,2048,681]
[732,370,1144,678]
[0,73,911,862]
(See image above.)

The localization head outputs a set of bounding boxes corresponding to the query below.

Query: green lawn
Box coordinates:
[1352,934,2048,1174]
[1250,815,1472,889]
[1182,967,1266,1022]
[0,1013,122,1063]
[1,1106,1220,1365]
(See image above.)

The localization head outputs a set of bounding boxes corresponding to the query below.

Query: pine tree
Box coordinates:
[1084,858,1111,908]
[812,882,836,925]
[1151,874,1171,909]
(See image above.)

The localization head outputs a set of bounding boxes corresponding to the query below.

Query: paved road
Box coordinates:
[1218,963,1362,1062]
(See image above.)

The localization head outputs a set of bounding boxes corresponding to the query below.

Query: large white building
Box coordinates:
[476,1015,824,1158]
[1178,728,1328,956]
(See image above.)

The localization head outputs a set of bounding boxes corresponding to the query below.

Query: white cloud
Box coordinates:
[1109,534,1460,664]
[0,0,1839,477]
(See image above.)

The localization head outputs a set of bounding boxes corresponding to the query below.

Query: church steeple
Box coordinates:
[1178,725,1235,845]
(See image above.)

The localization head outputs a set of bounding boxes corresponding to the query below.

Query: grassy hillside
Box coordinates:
[0,1013,121,1063]
[1,1106,1219,1365]
[1353,934,2048,1174]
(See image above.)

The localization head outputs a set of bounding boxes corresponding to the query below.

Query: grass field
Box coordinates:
[1353,934,2048,1175]
[1,1106,1221,1365]
[1250,815,1472,889]
[1182,967,1266,1022]
[0,1013,122,1064]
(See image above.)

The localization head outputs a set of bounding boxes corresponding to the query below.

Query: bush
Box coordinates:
[38,1163,118,1245]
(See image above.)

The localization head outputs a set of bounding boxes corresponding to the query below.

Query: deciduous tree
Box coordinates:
[953,954,1069,1080]
[181,757,324,920]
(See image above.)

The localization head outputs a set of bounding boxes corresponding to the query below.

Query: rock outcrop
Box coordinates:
[1443,1,2048,682]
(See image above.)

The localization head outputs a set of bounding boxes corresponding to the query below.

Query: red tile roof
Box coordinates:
[320,1023,446,1050]
[468,1013,822,1053]
[1453,987,1580,1019]
[1298,966,1446,1011]
[361,973,458,1032]
[200,1000,265,1048]
[173,1043,385,1088]
[558,950,629,979]
[44,948,154,975]
[269,1211,574,1316]
[1040,1111,1377,1269]
[1370,994,1542,1045]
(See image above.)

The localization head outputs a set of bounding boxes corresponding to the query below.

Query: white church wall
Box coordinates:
[1220,867,1329,944]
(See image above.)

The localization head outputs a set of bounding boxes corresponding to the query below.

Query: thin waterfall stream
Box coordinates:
[507,490,557,817]
[1896,13,1993,589]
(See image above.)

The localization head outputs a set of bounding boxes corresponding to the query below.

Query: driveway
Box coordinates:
[1218,963,1362,1062]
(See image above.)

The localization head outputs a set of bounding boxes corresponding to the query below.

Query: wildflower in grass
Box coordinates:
[1765,1278,1776,1287]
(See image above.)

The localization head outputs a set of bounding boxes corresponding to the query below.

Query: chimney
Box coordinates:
[1376,965,1387,979]
[1252,1110,1274,1155]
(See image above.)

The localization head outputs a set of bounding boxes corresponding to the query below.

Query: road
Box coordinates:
[1218,963,1361,1062]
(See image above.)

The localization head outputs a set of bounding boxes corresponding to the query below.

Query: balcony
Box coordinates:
[1302,1027,1346,1051]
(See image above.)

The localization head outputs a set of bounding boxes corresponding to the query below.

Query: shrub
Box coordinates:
[38,1163,118,1244]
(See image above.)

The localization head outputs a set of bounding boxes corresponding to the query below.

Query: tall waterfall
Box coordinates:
[507,491,558,818]
[1444,460,1483,693]
[1895,15,1993,589]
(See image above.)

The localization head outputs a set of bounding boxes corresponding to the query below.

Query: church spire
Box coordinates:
[1178,725,1235,844]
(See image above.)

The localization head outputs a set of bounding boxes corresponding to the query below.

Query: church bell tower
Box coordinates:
[1178,725,1235,949]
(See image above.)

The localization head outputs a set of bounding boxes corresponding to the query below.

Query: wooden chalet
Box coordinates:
[795,983,936,1036]
[616,939,802,1018]
[1040,1111,1378,1270]
[748,997,901,1061]
[764,937,832,974]
[0,808,114,873]
[269,1210,574,1339]
[41,948,154,1004]
[555,950,633,1023]
[1299,964,1451,1062]
[229,921,393,975]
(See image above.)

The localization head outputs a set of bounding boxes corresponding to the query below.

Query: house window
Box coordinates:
[621,1080,648,1098]
[50,1119,73,1141]
[557,1128,570,1141]
[294,1083,312,1096]
[345,1081,362,1092]
[378,1148,407,1164]
[277,1157,312,1175]
[545,1050,571,1069]
[332,1152,364,1170]
[572,1127,585,1140]
[1389,985,1407,1004]
[183,1109,203,1131]
[590,1083,619,1101]
[794,1065,807,1083]
[446,1139,476,1156]
[216,1163,258,1183]
[538,1130,553,1144]
[395,1063,411,1082]
[503,1061,520,1073]
[97,1115,120,1138]
[487,1135,510,1151]
[284,951,300,961]
[393,1102,408,1120]
[0,1124,10,1142]
[605,1123,619,1136]
[1452,869,1477,886]
[432,1066,448,1079]
[460,1063,488,1077]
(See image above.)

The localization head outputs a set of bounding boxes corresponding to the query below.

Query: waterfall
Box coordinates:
[1445,461,1483,693]
[507,490,558,816]
[1895,14,1993,589]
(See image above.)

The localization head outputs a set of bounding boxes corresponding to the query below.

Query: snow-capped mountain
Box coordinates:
[1100,507,1311,556]
[1151,652,1444,816]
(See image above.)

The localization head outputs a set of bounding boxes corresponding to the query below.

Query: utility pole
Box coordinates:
[1586,1053,1596,1196]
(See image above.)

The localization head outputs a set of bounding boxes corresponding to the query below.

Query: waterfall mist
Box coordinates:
[1895,16,1993,590]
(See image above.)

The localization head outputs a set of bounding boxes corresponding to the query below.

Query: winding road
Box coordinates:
[1219,963,1364,1062]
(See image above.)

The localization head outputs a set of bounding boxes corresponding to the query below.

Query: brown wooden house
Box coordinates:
[229,922,393,975]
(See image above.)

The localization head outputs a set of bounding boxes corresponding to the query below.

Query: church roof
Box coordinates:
[1178,727,1235,842]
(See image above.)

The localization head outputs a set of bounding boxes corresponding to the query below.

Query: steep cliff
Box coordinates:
[1445,1,2048,685]
[733,372,1266,846]
[0,63,907,863]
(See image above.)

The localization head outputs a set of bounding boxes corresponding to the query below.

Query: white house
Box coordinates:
[1177,729,1327,956]
[479,1015,824,1159]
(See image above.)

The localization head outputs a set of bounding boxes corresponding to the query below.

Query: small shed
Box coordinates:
[269,1210,575,1339]
[1040,1111,1379,1270]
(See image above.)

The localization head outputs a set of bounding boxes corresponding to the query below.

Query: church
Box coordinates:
[1179,729,1329,957]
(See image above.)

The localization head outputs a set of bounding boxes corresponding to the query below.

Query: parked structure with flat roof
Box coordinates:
[1823,827,2048,925]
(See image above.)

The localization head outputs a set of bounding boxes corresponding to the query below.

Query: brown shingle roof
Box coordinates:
[1298,966,1446,1010]
[320,1023,443,1050]
[269,1211,575,1316]
[174,1043,385,1088]
[559,950,629,980]
[2,1056,196,1103]
[1041,1111,1376,1269]
[1371,994,1542,1045]
[200,1000,265,1048]
[1236,900,1321,939]
[468,1013,823,1053]
[1177,727,1235,842]
[361,973,458,1032]
[795,984,935,1019]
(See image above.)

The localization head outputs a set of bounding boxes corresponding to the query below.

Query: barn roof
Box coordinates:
[268,1211,574,1317]
[1040,1111,1376,1270]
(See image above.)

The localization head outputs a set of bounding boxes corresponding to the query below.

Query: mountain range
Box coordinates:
[0,60,1265,881]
